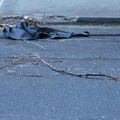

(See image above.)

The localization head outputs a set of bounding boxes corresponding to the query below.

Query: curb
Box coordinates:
[1,15,120,25]
[42,17,120,25]
[76,17,120,24]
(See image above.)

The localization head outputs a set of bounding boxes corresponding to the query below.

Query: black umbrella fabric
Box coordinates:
[3,20,89,40]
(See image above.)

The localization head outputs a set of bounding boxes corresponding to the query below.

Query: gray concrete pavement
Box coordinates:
[0,0,120,18]
[0,0,120,119]
[0,25,120,120]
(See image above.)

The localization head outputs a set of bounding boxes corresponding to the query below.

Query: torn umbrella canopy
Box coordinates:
[3,20,89,40]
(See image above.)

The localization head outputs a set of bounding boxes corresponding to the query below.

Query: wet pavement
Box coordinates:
[0,0,120,17]
[0,24,120,120]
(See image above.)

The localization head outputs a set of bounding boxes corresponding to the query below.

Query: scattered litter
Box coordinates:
[0,21,5,30]
[97,56,102,58]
